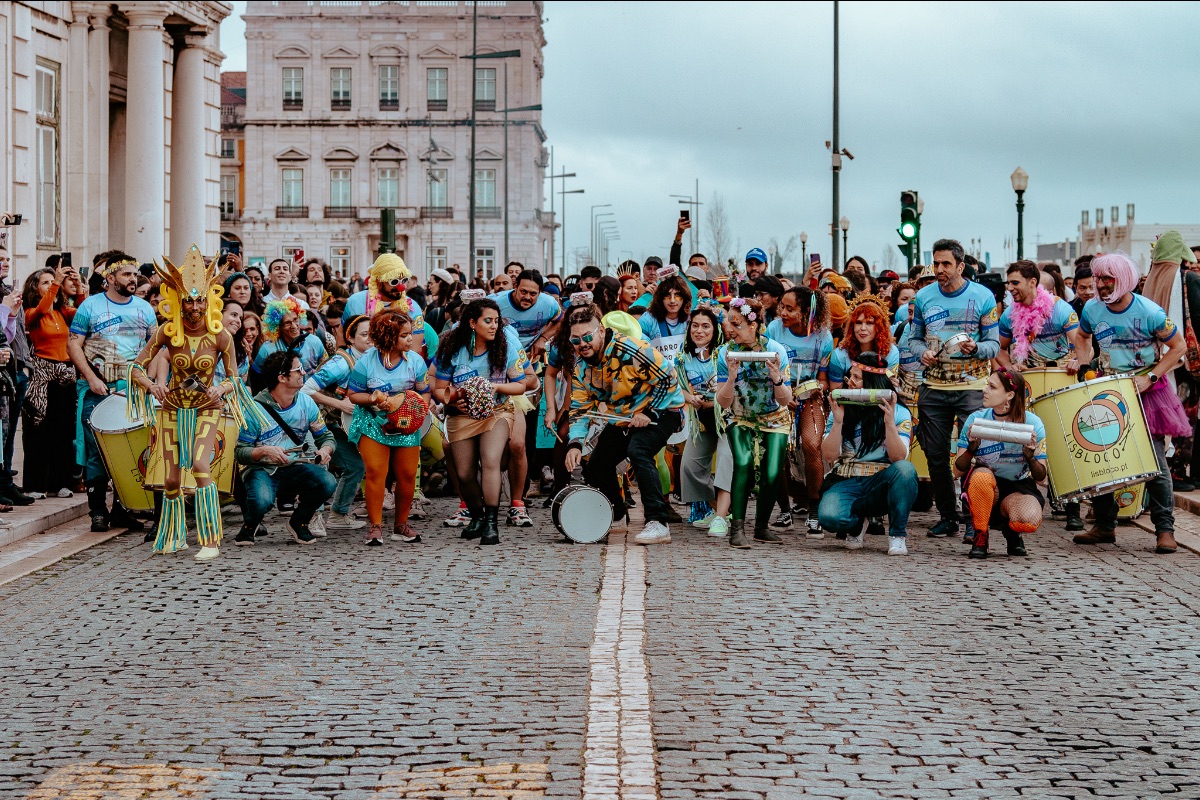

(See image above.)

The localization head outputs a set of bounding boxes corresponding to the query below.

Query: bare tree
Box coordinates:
[768,235,799,274]
[881,244,898,271]
[705,193,732,269]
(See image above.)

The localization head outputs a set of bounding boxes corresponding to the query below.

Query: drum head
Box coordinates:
[88,393,144,433]
[554,485,612,543]
[418,411,433,440]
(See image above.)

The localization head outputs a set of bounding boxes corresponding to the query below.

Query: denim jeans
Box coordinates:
[329,426,365,514]
[79,380,119,483]
[817,460,919,537]
[917,388,982,522]
[583,411,681,523]
[1093,434,1174,533]
[241,463,337,529]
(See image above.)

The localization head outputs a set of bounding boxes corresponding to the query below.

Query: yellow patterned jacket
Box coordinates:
[567,331,685,443]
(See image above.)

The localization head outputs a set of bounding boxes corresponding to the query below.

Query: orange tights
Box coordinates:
[966,467,1042,534]
[358,437,420,527]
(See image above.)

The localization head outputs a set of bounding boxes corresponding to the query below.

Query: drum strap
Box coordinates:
[262,403,304,447]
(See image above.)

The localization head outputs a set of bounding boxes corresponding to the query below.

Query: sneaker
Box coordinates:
[365,524,384,547]
[634,520,672,545]
[668,492,684,506]
[277,500,295,516]
[805,516,824,539]
[289,520,318,545]
[444,507,472,527]
[382,491,395,511]
[770,511,793,531]
[507,505,534,527]
[409,499,427,520]
[90,514,109,533]
[390,522,422,543]
[888,537,908,556]
[693,510,718,529]
[194,546,219,561]
[26,491,46,499]
[327,510,365,530]
[56,488,73,498]
[790,502,807,516]
[845,533,864,550]
[927,519,959,538]
[1,489,35,505]
[1065,515,1085,532]
[708,516,729,537]
[309,514,327,538]
[234,526,256,546]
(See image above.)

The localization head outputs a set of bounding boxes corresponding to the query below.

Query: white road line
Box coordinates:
[583,532,659,799]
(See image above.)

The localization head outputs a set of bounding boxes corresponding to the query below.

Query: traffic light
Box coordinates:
[898,190,920,269]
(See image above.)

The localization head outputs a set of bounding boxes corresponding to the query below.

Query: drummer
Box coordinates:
[954,368,1048,559]
[907,239,1000,540]
[1074,252,1187,554]
[827,297,899,390]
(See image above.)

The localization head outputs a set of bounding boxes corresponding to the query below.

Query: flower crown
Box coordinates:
[729,297,757,322]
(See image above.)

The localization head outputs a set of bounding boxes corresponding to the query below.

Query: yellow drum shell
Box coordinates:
[1032,375,1159,501]
[794,380,821,401]
[1022,368,1074,401]
[1115,481,1146,519]
[88,396,155,512]
[143,410,240,497]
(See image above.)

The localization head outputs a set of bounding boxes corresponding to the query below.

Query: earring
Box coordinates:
[470,331,477,354]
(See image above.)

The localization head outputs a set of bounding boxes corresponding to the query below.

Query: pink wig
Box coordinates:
[1090,252,1139,303]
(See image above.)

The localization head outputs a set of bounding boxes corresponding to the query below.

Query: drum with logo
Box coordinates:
[1022,368,1074,402]
[88,394,156,511]
[551,484,613,543]
[1116,481,1147,520]
[1031,375,1159,501]
[144,411,241,497]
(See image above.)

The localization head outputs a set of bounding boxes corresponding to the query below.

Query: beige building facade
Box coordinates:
[0,1,230,278]
[1071,205,1200,275]
[226,0,551,280]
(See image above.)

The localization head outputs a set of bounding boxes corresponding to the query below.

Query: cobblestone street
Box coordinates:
[2,498,1199,799]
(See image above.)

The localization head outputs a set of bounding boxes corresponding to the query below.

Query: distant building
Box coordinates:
[1036,240,1081,269]
[225,0,552,281]
[0,2,230,277]
[219,71,247,254]
[1045,204,1200,275]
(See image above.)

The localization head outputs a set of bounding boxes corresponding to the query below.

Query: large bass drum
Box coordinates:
[88,394,156,512]
[551,484,613,543]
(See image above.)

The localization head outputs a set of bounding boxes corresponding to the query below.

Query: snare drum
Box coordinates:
[667,413,690,446]
[1022,368,1074,401]
[1031,375,1159,501]
[88,394,156,511]
[143,410,241,497]
[941,333,972,356]
[551,484,613,543]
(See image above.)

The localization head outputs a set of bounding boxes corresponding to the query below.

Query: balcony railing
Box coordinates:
[324,206,358,218]
[282,99,303,110]
[421,206,453,219]
[474,205,501,219]
[220,210,241,223]
[474,99,496,112]
[379,98,399,111]
[276,206,309,218]
[331,97,351,110]
[427,99,447,112]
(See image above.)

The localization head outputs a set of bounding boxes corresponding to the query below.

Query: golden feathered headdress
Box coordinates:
[847,292,889,315]
[154,243,224,346]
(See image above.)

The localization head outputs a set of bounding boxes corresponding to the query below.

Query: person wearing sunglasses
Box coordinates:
[563,304,686,545]
[341,253,427,357]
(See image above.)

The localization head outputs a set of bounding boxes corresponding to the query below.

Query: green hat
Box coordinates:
[1151,230,1197,264]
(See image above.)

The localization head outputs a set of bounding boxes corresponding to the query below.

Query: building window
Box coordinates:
[220,174,237,221]
[35,61,59,246]
[282,67,303,109]
[426,247,447,274]
[474,67,496,111]
[474,247,495,278]
[330,67,351,110]
[280,168,305,216]
[330,246,352,278]
[474,169,498,217]
[378,167,399,208]
[326,168,353,217]
[220,138,235,159]
[427,168,447,209]
[283,245,304,263]
[379,65,399,110]
[426,67,448,112]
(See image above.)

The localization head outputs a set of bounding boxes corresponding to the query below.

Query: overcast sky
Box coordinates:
[219,1,1200,274]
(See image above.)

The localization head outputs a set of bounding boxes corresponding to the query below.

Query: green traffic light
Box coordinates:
[900,221,918,240]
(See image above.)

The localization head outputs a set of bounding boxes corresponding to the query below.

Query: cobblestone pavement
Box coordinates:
[1,497,1199,799]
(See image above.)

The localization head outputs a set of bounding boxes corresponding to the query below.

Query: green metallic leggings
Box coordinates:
[728,424,788,527]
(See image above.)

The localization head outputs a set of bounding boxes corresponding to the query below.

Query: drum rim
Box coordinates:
[1036,372,1131,402]
[1055,471,1161,501]
[551,484,612,542]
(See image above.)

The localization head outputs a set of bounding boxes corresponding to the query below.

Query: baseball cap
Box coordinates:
[644,255,664,269]
[878,270,899,282]
[745,247,768,264]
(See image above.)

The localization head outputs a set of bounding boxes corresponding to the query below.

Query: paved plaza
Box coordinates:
[2,499,1200,799]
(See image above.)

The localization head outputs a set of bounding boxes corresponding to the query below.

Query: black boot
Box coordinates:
[754,524,783,543]
[968,527,989,559]
[461,508,485,540]
[1003,528,1027,556]
[1065,501,1084,531]
[480,505,500,546]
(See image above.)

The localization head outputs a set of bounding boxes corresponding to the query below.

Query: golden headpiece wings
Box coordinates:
[155,244,220,301]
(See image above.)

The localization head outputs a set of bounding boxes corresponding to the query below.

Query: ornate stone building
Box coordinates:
[0,1,230,276]
[226,0,551,280]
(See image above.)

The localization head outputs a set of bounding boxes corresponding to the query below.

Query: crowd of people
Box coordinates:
[2,218,1197,560]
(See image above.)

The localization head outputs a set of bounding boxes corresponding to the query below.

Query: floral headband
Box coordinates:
[729,297,757,323]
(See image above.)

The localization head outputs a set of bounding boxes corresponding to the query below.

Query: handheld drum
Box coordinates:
[384,390,430,436]
[457,376,497,420]
[832,388,894,406]
[940,333,973,356]
[967,419,1037,446]
[551,484,613,543]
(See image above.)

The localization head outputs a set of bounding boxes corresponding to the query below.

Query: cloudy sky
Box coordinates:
[219,1,1200,274]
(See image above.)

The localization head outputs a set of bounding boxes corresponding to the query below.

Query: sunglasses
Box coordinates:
[569,329,602,346]
[386,278,404,287]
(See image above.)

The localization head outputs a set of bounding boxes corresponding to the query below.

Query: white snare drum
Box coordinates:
[667,412,690,446]
[941,333,973,356]
[418,411,434,440]
[551,484,613,543]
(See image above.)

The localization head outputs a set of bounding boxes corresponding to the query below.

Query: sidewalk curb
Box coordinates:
[0,496,89,549]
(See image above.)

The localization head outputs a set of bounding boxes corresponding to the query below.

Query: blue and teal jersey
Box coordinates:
[765,319,833,384]
[676,351,718,401]
[825,403,912,463]
[957,408,1047,481]
[998,298,1079,362]
[908,281,1000,384]
[827,345,899,386]
[491,290,563,350]
[252,333,327,379]
[69,294,156,365]
[639,313,687,344]
[239,392,328,450]
[1079,294,1176,374]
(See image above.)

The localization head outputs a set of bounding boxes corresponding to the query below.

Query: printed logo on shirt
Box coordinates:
[1092,321,1115,346]
[923,305,949,333]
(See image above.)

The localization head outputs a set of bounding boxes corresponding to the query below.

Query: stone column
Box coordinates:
[65,9,90,255]
[122,3,167,261]
[169,29,209,261]
[87,5,111,253]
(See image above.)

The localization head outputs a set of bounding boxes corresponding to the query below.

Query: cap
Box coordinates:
[745,247,768,265]
[752,274,785,298]
[878,270,899,282]
[644,255,664,268]
[542,282,561,296]
[430,268,455,284]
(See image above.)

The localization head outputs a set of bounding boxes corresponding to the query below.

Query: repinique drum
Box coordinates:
[667,413,690,447]
[551,484,613,543]
[1031,375,1160,501]
[143,410,240,497]
[88,394,155,512]
[941,333,972,356]
[1022,368,1074,401]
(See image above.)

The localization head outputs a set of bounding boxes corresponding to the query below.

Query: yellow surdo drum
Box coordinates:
[1116,481,1146,519]
[1031,375,1159,501]
[143,410,241,497]
[1021,368,1074,402]
[87,394,155,512]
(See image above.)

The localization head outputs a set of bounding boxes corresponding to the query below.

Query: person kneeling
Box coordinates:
[817,352,917,555]
[954,367,1048,559]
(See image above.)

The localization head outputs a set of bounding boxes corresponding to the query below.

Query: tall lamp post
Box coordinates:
[594,213,614,264]
[799,231,808,275]
[598,220,617,269]
[671,180,702,255]
[547,159,576,276]
[839,216,850,266]
[560,188,584,274]
[1011,166,1029,260]
[601,229,620,269]
[589,203,612,262]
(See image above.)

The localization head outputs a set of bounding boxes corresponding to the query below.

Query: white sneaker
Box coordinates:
[806,516,824,539]
[693,510,718,529]
[634,520,671,545]
[888,537,908,556]
[309,514,327,538]
[708,516,729,537]
[27,491,46,499]
[56,488,73,498]
[326,511,365,530]
[845,533,864,550]
[382,491,395,511]
[194,546,219,561]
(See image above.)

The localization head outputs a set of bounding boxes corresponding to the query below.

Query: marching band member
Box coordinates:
[817,352,916,555]
[907,238,1001,540]
[827,296,899,390]
[954,368,1048,559]
[714,297,793,548]
[765,287,832,535]
[127,246,264,560]
[1074,252,1187,554]
[431,299,536,547]
[341,253,427,356]
[677,305,733,537]
[252,297,328,386]
[639,271,693,358]
[347,309,431,547]
[563,304,685,545]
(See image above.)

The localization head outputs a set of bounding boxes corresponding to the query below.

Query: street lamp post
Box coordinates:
[547,155,576,276]
[670,180,702,256]
[1011,166,1029,260]
[560,188,584,275]
[594,213,614,265]
[598,220,617,268]
[589,204,612,262]
[839,216,850,266]
[799,231,808,276]
[601,229,619,269]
